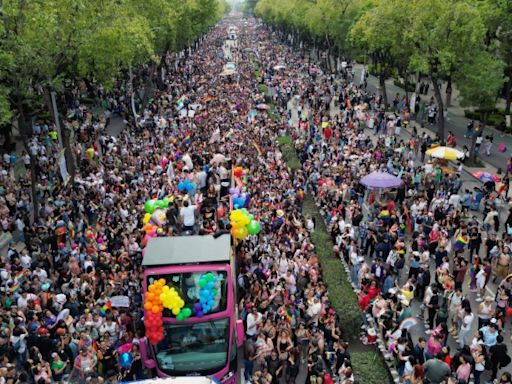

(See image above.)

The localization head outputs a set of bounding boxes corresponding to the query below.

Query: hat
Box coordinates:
[38,327,48,335]
[490,318,497,324]
[276,210,284,218]
[401,299,409,307]
[388,288,397,295]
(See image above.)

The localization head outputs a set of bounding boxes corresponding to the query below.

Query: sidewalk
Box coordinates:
[353,64,512,174]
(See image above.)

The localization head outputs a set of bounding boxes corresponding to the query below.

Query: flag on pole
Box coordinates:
[180,133,191,148]
[252,141,263,156]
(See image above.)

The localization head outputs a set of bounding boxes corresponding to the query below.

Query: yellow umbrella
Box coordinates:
[425,146,464,160]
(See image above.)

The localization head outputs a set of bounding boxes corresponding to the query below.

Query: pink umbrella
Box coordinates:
[360,172,402,189]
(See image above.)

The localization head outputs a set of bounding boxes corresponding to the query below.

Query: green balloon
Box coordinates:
[162,197,170,208]
[149,277,155,284]
[205,273,214,282]
[155,200,166,209]
[182,308,192,318]
[212,288,218,296]
[198,278,207,288]
[144,200,157,214]
[176,313,184,321]
[247,220,261,235]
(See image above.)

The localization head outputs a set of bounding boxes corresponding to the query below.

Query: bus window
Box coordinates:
[147,271,228,316]
[154,318,229,376]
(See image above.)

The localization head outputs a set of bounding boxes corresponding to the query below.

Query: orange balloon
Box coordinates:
[144,302,152,310]
[158,278,166,286]
[148,285,155,293]
[152,305,160,314]
[147,292,155,301]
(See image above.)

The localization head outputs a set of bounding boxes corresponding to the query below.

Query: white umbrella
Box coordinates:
[210,153,226,164]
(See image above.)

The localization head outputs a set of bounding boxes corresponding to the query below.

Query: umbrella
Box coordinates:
[256,103,269,110]
[210,153,226,165]
[360,172,402,189]
[472,171,501,183]
[399,317,418,330]
[425,146,464,160]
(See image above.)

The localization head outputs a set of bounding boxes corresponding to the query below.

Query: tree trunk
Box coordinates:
[470,113,486,163]
[16,104,39,221]
[505,78,511,115]
[445,76,452,107]
[379,74,388,110]
[431,76,445,140]
[62,121,75,182]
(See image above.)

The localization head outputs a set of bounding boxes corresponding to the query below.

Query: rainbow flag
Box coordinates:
[454,236,468,251]
[180,133,191,148]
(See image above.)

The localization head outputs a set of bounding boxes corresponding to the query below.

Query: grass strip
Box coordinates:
[278,135,391,384]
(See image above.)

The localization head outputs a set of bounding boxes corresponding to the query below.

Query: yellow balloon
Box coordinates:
[172,307,180,315]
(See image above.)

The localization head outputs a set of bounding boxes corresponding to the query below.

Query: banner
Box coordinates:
[58,150,69,185]
[110,295,130,308]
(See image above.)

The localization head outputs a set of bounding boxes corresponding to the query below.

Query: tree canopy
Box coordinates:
[252,0,510,139]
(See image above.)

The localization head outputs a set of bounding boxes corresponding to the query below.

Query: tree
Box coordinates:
[456,53,506,162]
[403,0,488,141]
[350,0,408,109]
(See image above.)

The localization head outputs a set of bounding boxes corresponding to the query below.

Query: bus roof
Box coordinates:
[142,234,231,266]
[122,378,218,384]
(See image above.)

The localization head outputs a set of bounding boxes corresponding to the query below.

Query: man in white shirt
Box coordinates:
[180,200,196,233]
[246,306,262,339]
[458,306,474,349]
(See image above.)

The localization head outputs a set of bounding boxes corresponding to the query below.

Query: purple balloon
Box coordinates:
[196,310,204,318]
[194,303,202,311]
[229,187,237,195]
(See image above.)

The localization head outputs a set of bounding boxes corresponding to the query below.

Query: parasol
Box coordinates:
[472,171,501,183]
[425,146,464,160]
[210,153,226,165]
[360,172,402,189]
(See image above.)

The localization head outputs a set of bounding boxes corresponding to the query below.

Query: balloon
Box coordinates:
[147,292,155,301]
[216,205,225,219]
[232,226,248,239]
[144,200,158,214]
[247,220,261,235]
[120,352,133,368]
[198,277,207,288]
[151,209,167,226]
[233,167,243,177]
[181,308,192,318]
[172,307,180,315]
[196,310,204,318]
[143,213,151,224]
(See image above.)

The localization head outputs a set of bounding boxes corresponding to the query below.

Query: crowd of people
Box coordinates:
[1,13,512,384]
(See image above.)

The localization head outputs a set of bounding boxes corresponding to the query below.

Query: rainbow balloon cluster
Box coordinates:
[144,279,165,344]
[194,273,220,317]
[230,209,261,239]
[144,278,193,344]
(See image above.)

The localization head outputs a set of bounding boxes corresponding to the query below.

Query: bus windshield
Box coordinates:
[154,318,229,376]
[147,271,228,316]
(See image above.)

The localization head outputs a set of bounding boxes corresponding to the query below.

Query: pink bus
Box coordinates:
[140,234,244,383]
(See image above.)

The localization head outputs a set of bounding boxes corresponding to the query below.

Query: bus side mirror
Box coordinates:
[236,319,245,348]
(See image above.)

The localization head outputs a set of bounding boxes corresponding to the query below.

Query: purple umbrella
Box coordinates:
[360,172,402,189]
